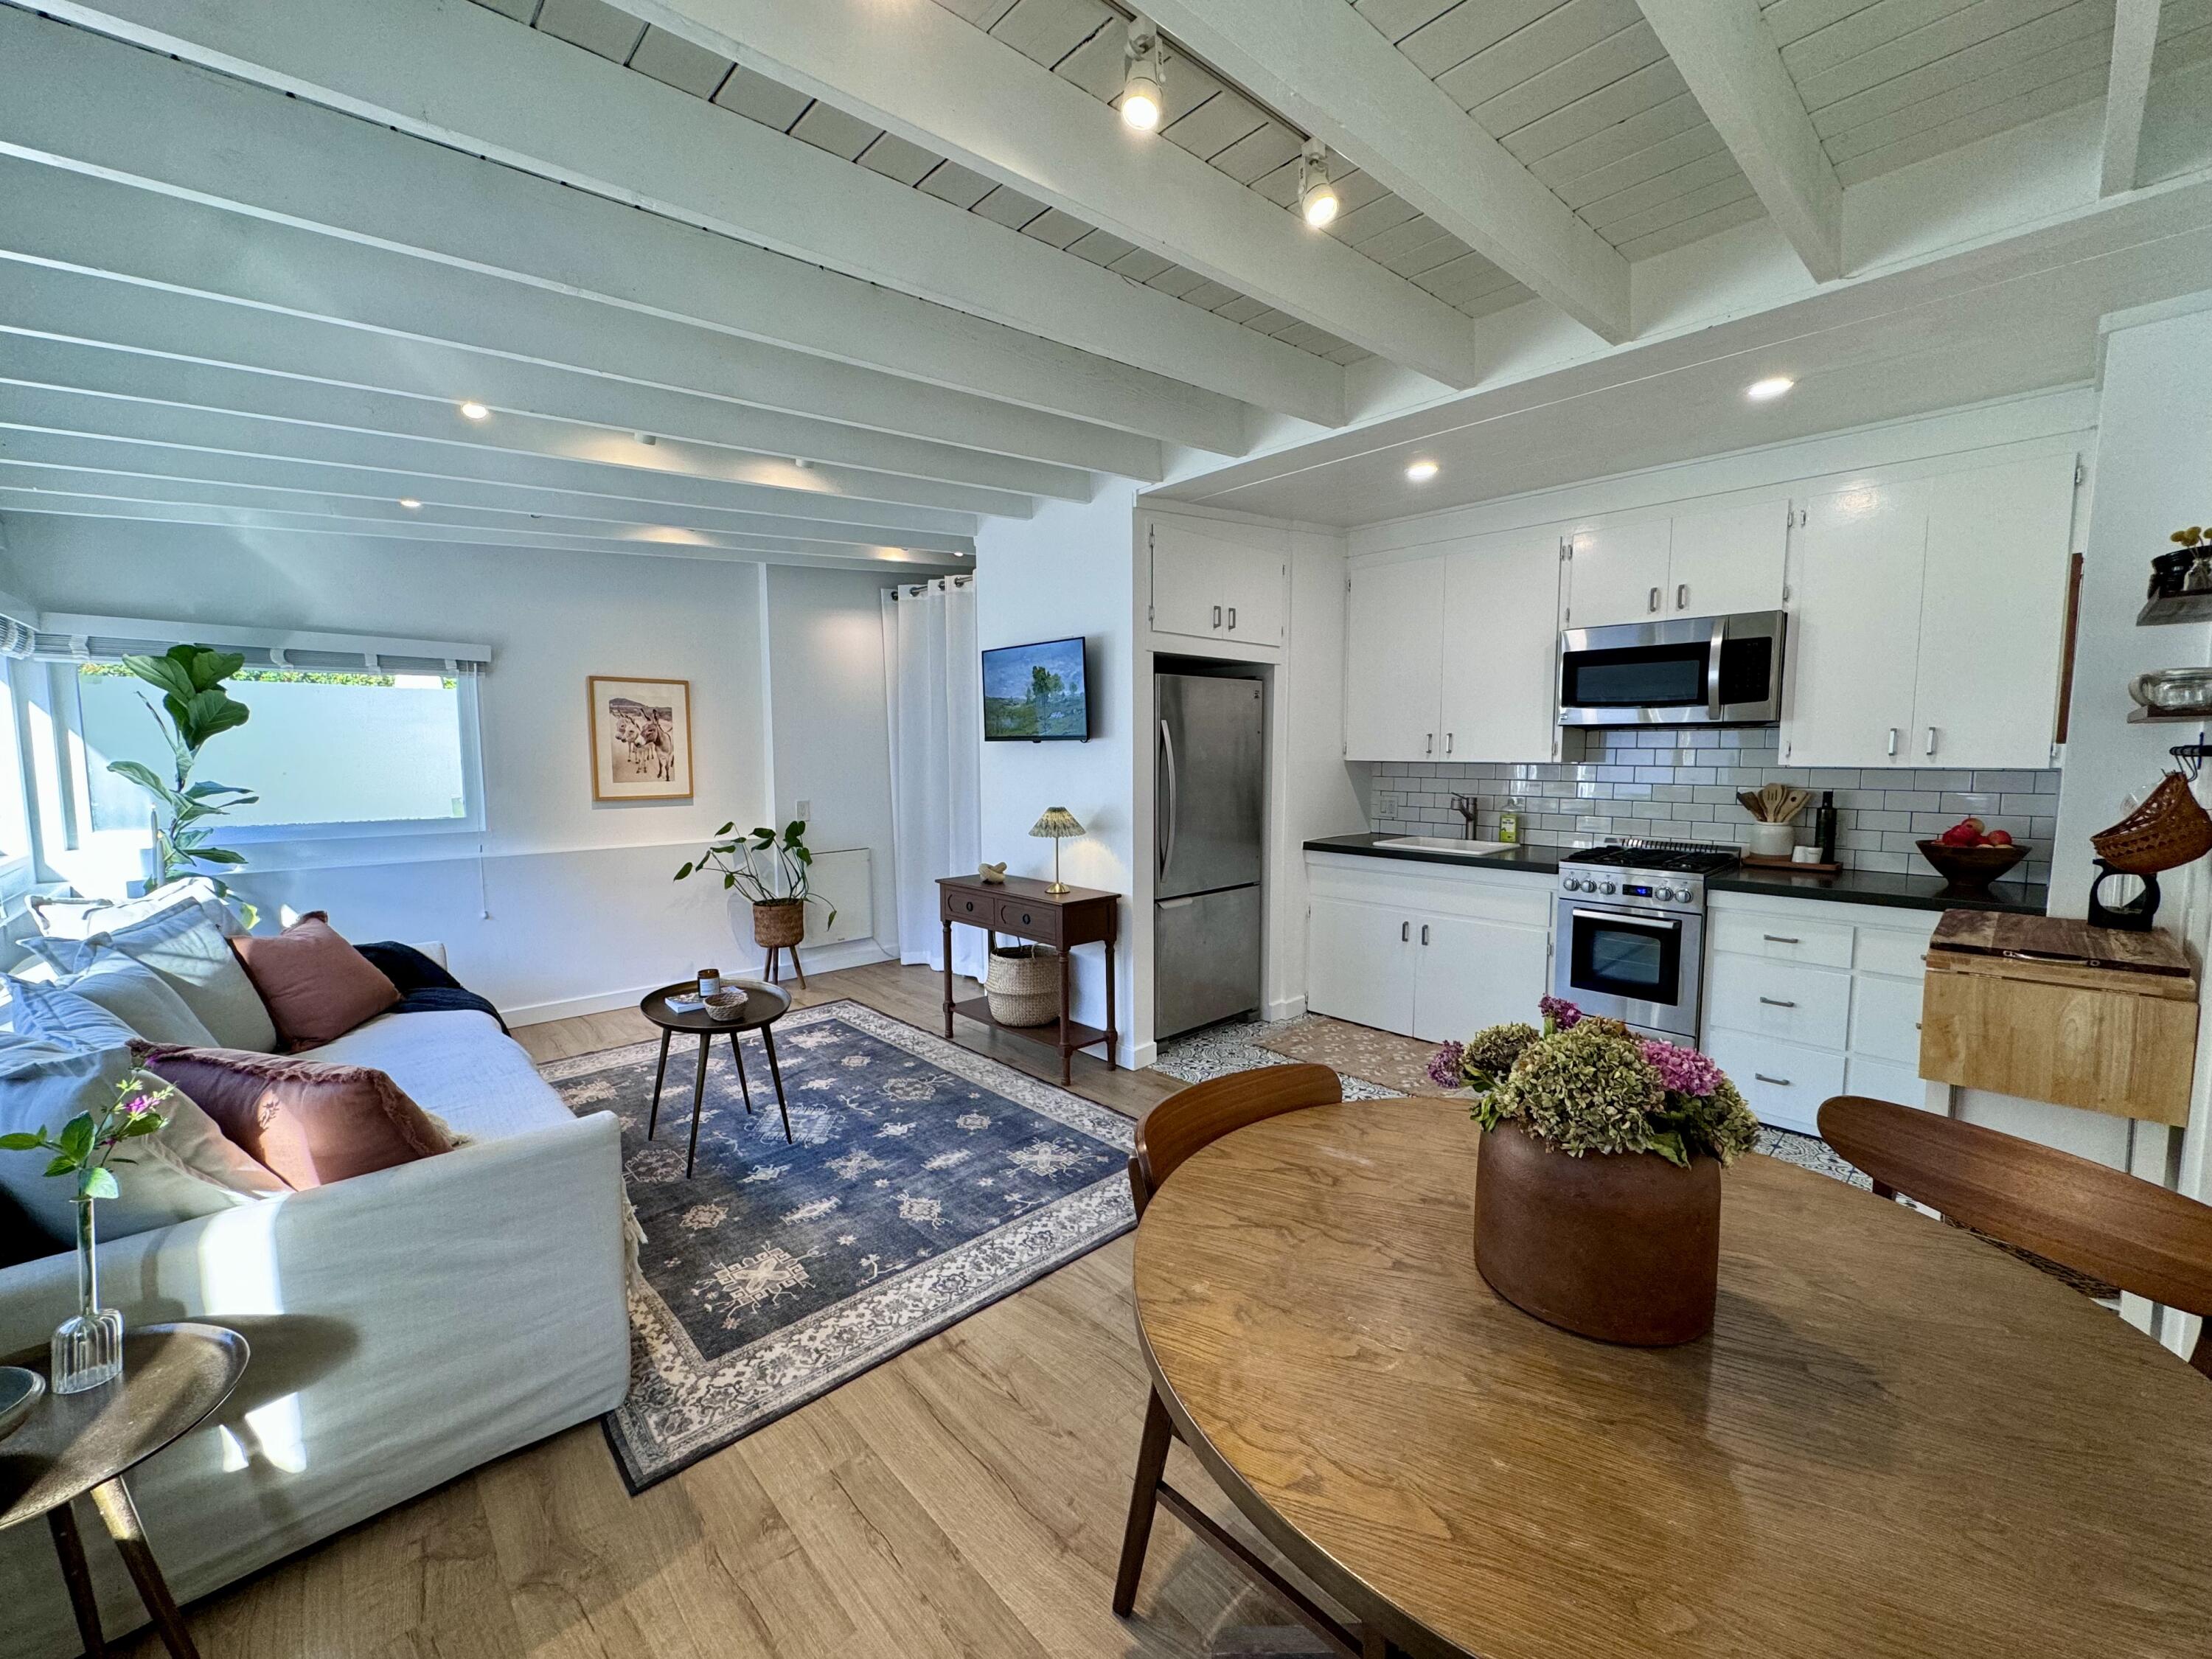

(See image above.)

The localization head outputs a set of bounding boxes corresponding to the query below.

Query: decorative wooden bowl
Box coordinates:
[1916,840,2030,891]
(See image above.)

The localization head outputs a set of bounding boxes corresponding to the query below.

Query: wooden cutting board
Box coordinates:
[1922,910,2199,1124]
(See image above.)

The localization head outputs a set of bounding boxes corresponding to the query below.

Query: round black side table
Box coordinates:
[0,1321,250,1658]
[639,979,795,1175]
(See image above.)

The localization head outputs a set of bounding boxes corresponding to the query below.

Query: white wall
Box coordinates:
[974,481,1140,1063]
[1,516,900,1020]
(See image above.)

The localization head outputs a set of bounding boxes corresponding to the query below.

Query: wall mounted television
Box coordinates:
[982,636,1090,742]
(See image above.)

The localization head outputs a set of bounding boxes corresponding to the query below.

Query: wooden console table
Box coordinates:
[939,874,1118,1084]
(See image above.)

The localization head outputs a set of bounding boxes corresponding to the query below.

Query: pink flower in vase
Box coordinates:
[1537,995,1583,1030]
[1641,1038,1722,1100]
[1426,1041,1467,1090]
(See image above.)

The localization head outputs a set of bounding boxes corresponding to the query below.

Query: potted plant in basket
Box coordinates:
[1430,997,1760,1346]
[1,1074,178,1393]
[675,818,836,961]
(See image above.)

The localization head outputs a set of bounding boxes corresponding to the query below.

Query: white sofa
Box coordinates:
[0,1006,631,1658]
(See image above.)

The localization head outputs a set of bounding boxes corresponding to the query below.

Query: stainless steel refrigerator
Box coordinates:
[1155,673,1264,1039]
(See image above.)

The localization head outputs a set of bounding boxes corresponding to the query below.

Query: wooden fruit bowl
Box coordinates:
[1916,839,2029,891]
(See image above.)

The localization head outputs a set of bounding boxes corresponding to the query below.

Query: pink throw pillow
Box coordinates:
[131,1042,451,1190]
[232,911,399,1051]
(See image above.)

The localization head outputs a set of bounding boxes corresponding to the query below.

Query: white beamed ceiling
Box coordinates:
[0,0,2207,566]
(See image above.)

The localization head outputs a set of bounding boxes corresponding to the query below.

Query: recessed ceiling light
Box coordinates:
[1405,459,1439,482]
[1298,140,1339,229]
[458,400,490,421]
[1121,13,1163,131]
[398,497,422,509]
[1745,375,1795,402]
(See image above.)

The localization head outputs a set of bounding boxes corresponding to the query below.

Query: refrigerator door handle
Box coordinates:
[1158,717,1179,884]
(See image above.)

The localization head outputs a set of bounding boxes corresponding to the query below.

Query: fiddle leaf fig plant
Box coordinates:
[104,644,258,902]
[675,818,837,926]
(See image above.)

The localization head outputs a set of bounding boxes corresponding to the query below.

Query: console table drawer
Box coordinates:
[942,888,993,925]
[997,899,1060,939]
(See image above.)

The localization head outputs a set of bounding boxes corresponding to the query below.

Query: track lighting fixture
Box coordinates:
[1121,13,1163,132]
[1298,140,1338,229]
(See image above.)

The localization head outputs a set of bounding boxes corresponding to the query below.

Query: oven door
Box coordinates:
[1553,898,1705,1040]
[1557,611,1784,726]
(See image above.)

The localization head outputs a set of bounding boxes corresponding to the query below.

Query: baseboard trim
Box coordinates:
[1263,995,1307,1022]
[1128,1039,1158,1071]
[504,939,894,1028]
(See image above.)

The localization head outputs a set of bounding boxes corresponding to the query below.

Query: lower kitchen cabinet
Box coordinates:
[1305,854,1552,1042]
[1705,893,1939,1135]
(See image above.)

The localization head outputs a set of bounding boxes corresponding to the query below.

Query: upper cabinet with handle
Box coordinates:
[1786,453,2076,770]
[1565,501,1789,628]
[1149,518,1286,650]
[1344,526,1561,762]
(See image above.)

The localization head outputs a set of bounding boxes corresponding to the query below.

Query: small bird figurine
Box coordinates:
[978,860,1009,885]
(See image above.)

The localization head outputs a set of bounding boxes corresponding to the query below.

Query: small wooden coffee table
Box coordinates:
[639,980,794,1174]
[0,1321,250,1658]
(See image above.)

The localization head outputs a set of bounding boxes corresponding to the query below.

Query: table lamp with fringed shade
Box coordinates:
[1029,806,1085,894]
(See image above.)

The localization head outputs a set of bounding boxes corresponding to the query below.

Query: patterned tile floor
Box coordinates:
[1154,1013,1871,1189]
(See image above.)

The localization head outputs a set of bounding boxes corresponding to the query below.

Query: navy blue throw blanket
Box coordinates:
[355,941,508,1034]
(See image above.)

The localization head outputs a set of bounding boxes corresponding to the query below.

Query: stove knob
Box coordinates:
[1669,886,1689,902]
[1562,877,1583,892]
[1599,880,1617,895]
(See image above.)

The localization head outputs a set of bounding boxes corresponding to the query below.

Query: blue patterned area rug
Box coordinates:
[539,998,1136,1492]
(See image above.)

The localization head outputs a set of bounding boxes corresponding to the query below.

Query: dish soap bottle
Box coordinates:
[1814,791,1837,865]
[1498,800,1521,845]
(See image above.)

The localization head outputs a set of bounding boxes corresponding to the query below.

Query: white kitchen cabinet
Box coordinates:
[1705,894,1939,1133]
[1911,456,2078,768]
[1305,854,1553,1040]
[1343,557,1444,761]
[1785,453,2076,770]
[1307,896,1416,1034]
[1665,497,1790,617]
[1438,526,1561,762]
[1564,519,1672,628]
[1149,518,1286,648]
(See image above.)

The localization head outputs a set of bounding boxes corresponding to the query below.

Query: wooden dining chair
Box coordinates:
[1819,1095,2212,1378]
[1113,1064,1388,1658]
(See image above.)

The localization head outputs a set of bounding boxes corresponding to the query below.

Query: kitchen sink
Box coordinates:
[1376,836,1519,857]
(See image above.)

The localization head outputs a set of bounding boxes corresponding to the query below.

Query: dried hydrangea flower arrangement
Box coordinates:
[1431,997,1760,1169]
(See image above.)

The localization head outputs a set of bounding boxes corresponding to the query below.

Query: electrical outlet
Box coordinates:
[794,799,811,822]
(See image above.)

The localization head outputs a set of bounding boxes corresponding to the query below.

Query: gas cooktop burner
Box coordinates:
[1560,840,1741,875]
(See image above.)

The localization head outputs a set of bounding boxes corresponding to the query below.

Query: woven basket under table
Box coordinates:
[986,945,1060,1027]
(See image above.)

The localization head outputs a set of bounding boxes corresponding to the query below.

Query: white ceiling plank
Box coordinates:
[0,10,1207,465]
[0,463,961,557]
[0,394,1031,522]
[0,493,964,572]
[0,161,1098,501]
[1130,0,1633,342]
[0,380,1041,526]
[27,0,1340,428]
[0,428,978,545]
[0,327,1096,509]
[595,0,1500,378]
[1639,0,1846,280]
[2103,0,2163,193]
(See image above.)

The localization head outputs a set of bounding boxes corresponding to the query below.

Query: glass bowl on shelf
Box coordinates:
[2129,669,2212,715]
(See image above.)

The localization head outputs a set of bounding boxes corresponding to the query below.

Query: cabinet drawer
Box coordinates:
[941,888,992,925]
[1854,926,1933,978]
[1844,1054,1930,1110]
[1709,911,1854,969]
[1708,956,1851,1049]
[995,899,1060,939]
[1703,1029,1845,1135]
[1849,973,1924,1066]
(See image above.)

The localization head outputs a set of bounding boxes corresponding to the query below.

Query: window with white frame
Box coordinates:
[31,618,488,856]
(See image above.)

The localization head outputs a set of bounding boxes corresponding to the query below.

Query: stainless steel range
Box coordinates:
[1552,839,1739,1043]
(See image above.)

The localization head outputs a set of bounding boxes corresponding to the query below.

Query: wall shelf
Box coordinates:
[2136,591,2212,625]
[2126,706,2212,723]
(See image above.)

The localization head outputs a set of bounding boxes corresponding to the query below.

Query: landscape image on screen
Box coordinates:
[983,637,1087,740]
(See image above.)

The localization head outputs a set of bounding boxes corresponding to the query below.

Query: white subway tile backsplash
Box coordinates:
[1366,730,2056,885]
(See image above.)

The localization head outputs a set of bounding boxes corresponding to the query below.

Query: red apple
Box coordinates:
[1984,830,2014,847]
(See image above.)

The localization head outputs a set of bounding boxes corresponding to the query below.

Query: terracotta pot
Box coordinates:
[1473,1118,1720,1346]
[751,897,804,949]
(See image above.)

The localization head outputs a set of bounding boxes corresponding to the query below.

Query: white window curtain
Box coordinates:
[883,576,986,980]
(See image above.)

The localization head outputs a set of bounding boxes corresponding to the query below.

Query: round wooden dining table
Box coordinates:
[1131,1097,2212,1659]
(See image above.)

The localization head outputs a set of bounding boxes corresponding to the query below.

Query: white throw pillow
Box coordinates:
[36,906,278,1052]
[0,1031,287,1248]
[29,877,245,944]
[9,961,217,1048]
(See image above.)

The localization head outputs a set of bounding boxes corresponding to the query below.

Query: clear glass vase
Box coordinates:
[51,1198,123,1394]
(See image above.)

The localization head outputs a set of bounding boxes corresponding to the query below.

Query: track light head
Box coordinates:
[1121,14,1164,132]
[1298,139,1338,229]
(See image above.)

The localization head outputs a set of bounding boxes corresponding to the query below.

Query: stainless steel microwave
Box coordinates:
[1557,610,1787,728]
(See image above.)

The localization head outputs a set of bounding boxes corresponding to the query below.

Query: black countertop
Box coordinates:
[1303,832,2048,917]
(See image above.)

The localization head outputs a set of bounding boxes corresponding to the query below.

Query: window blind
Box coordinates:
[27,615,490,674]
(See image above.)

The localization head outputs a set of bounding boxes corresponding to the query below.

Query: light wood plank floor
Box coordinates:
[123,963,1324,1659]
